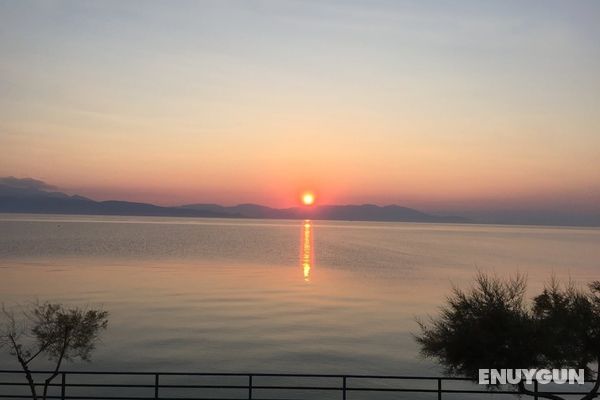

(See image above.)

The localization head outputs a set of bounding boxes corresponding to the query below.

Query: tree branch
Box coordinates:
[8,333,37,400]
[42,331,70,400]
[580,354,600,400]
[24,341,50,365]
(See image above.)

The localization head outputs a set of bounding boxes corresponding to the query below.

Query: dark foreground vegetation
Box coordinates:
[416,273,600,400]
[1,302,108,400]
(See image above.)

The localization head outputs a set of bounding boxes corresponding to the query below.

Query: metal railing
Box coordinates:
[0,370,596,400]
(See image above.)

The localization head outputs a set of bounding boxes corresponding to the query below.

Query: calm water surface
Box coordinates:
[1,214,599,379]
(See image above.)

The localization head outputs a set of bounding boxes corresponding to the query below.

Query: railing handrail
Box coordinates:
[0,370,473,380]
[1,370,596,381]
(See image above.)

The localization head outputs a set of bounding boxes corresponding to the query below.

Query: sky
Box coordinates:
[1,0,599,213]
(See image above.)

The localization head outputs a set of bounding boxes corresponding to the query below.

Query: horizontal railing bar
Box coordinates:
[0,389,596,398]
[0,370,471,380]
[348,387,516,393]
[245,385,341,390]
[0,383,543,394]
[1,370,596,383]
[0,397,158,400]
[0,386,595,395]
[0,397,313,400]
[3,386,595,394]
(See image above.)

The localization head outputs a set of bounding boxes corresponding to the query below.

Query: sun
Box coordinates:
[302,192,315,206]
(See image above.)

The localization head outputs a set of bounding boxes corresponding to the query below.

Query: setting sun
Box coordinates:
[302,192,315,206]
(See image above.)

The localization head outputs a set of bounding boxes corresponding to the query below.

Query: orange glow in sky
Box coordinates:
[302,192,315,206]
[1,2,599,215]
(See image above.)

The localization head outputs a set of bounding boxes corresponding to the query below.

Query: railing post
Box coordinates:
[342,376,347,400]
[437,378,442,400]
[248,374,253,399]
[534,379,538,400]
[154,373,159,400]
[61,372,66,400]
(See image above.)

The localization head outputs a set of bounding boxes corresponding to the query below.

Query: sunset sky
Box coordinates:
[1,1,599,213]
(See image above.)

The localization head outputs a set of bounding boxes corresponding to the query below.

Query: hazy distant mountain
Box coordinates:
[3,177,598,226]
[180,203,468,223]
[454,209,600,228]
[180,203,290,219]
[0,177,466,222]
[0,179,237,218]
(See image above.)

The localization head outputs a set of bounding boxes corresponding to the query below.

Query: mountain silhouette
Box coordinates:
[0,179,465,222]
[0,183,237,218]
[180,203,468,223]
[4,177,597,226]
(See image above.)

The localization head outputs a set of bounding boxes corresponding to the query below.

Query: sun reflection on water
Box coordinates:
[300,220,314,282]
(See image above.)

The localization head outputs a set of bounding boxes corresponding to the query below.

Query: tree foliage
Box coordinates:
[0,302,108,400]
[416,273,600,400]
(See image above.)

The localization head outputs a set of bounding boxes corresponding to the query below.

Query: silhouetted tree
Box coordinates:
[0,302,108,400]
[416,273,600,400]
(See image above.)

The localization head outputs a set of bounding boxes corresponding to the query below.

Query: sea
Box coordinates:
[1,214,598,399]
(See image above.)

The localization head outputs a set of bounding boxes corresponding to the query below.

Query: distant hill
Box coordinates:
[455,209,600,228]
[0,183,238,218]
[0,179,466,223]
[180,203,468,223]
[3,176,597,226]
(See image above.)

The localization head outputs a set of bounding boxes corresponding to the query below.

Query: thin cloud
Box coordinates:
[0,176,57,191]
